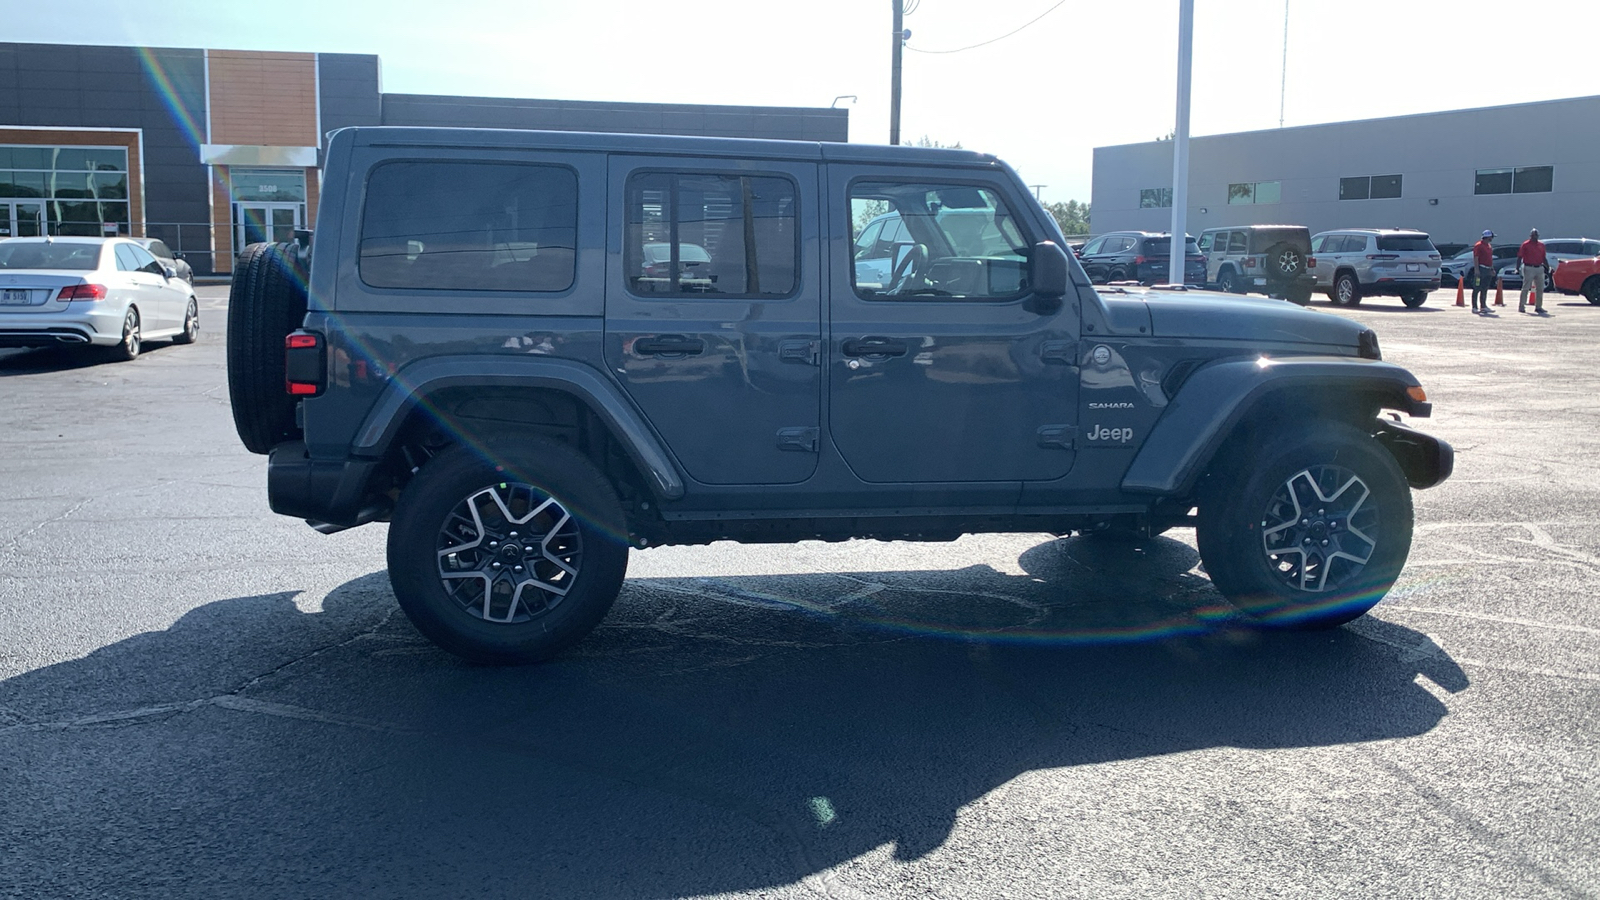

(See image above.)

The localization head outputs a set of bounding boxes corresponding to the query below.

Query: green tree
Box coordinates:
[1044,200,1091,236]
[912,135,964,149]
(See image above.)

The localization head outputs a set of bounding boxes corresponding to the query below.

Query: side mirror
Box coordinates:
[1030,240,1070,298]
[161,263,178,280]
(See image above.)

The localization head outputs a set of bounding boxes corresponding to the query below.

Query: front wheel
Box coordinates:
[387,437,630,664]
[1197,422,1413,629]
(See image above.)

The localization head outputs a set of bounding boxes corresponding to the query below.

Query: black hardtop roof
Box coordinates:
[341,126,1003,168]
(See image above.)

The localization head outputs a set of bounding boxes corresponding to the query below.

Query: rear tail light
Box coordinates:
[1133,255,1146,265]
[284,330,325,397]
[59,283,108,301]
[1307,257,1317,268]
[1243,257,1256,268]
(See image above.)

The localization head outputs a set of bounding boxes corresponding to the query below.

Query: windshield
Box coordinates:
[0,242,101,270]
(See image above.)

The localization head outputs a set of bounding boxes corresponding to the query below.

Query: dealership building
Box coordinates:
[1091,95,1600,249]
[0,41,849,275]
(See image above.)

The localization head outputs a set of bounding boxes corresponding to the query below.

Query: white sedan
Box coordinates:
[0,236,198,360]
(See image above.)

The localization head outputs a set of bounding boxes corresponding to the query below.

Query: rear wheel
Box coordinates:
[1401,291,1427,308]
[1198,422,1412,629]
[173,298,199,344]
[226,242,308,454]
[106,308,141,361]
[1286,286,1312,306]
[1217,269,1241,293]
[1107,267,1128,283]
[1334,272,1361,306]
[387,438,630,665]
[1583,276,1600,305]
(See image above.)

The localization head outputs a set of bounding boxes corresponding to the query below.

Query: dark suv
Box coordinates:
[1076,231,1205,285]
[228,127,1452,664]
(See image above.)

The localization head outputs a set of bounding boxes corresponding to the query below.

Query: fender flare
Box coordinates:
[1120,356,1430,496]
[351,355,685,500]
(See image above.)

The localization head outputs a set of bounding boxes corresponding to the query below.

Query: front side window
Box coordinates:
[624,171,797,297]
[848,181,1029,301]
[360,161,578,292]
[1197,232,1214,252]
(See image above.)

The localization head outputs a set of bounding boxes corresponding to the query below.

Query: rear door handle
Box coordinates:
[842,337,909,359]
[634,334,705,356]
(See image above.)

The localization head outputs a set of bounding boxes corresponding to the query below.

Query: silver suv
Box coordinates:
[1310,229,1440,308]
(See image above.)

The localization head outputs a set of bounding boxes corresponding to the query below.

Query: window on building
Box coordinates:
[0,144,130,236]
[1227,181,1280,205]
[624,171,797,298]
[1341,174,1403,200]
[359,161,579,292]
[1139,187,1172,209]
[848,181,1029,301]
[1512,166,1553,194]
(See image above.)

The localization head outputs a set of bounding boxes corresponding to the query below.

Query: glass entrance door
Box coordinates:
[0,202,44,238]
[235,202,303,251]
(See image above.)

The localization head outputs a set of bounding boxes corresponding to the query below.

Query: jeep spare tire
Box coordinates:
[227,242,308,454]
[1265,242,1306,278]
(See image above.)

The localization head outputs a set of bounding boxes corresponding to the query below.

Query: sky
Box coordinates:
[9,0,1600,203]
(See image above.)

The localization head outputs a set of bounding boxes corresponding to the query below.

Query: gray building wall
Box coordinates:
[1092,95,1600,246]
[382,93,850,142]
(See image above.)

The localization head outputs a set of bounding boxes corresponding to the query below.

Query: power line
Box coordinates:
[904,0,1067,55]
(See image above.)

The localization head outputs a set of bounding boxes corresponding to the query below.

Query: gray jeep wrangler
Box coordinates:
[227,127,1453,664]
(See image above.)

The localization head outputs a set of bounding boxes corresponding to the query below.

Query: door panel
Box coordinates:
[604,156,822,486]
[829,167,1079,484]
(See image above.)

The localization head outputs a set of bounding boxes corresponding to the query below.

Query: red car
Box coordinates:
[1553,257,1600,304]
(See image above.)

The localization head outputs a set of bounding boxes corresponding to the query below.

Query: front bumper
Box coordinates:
[1374,418,1454,489]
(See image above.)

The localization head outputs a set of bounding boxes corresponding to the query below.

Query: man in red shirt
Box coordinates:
[1519,228,1549,315]
[1471,229,1495,313]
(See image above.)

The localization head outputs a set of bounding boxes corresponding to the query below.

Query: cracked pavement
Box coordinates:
[0,286,1596,898]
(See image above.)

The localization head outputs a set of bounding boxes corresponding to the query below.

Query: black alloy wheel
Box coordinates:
[1198,421,1412,629]
[387,437,629,665]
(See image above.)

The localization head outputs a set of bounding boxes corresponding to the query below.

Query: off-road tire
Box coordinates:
[1217,269,1241,294]
[1197,421,1412,629]
[1265,242,1306,278]
[387,438,630,665]
[227,242,308,454]
[1401,291,1427,309]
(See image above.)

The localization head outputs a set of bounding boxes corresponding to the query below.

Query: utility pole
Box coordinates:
[1167,0,1194,286]
[890,0,904,145]
[1029,184,1047,201]
[1279,0,1289,128]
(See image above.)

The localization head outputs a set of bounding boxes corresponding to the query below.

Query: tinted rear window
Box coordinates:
[0,242,100,270]
[359,161,578,292]
[1247,228,1310,252]
[1376,234,1435,252]
[1142,238,1200,255]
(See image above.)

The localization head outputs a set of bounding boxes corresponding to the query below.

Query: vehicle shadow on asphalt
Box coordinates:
[0,344,180,375]
[0,535,1469,898]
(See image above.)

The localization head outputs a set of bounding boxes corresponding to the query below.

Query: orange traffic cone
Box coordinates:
[1455,275,1465,306]
[1494,276,1505,306]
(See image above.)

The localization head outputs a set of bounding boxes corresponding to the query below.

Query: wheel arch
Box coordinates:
[1120,356,1435,499]
[354,356,685,503]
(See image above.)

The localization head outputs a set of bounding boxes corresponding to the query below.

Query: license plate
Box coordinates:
[1406,263,1420,272]
[0,289,31,305]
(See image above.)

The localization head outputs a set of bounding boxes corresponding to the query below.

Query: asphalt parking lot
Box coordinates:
[1,285,1596,899]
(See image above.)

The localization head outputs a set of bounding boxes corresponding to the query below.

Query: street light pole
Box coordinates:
[890,0,904,145]
[1168,0,1194,286]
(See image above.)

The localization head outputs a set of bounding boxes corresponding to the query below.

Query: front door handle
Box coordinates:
[842,337,909,359]
[635,334,705,356]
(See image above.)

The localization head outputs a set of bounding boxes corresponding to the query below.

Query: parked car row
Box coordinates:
[1078,225,1443,307]
[0,236,199,360]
